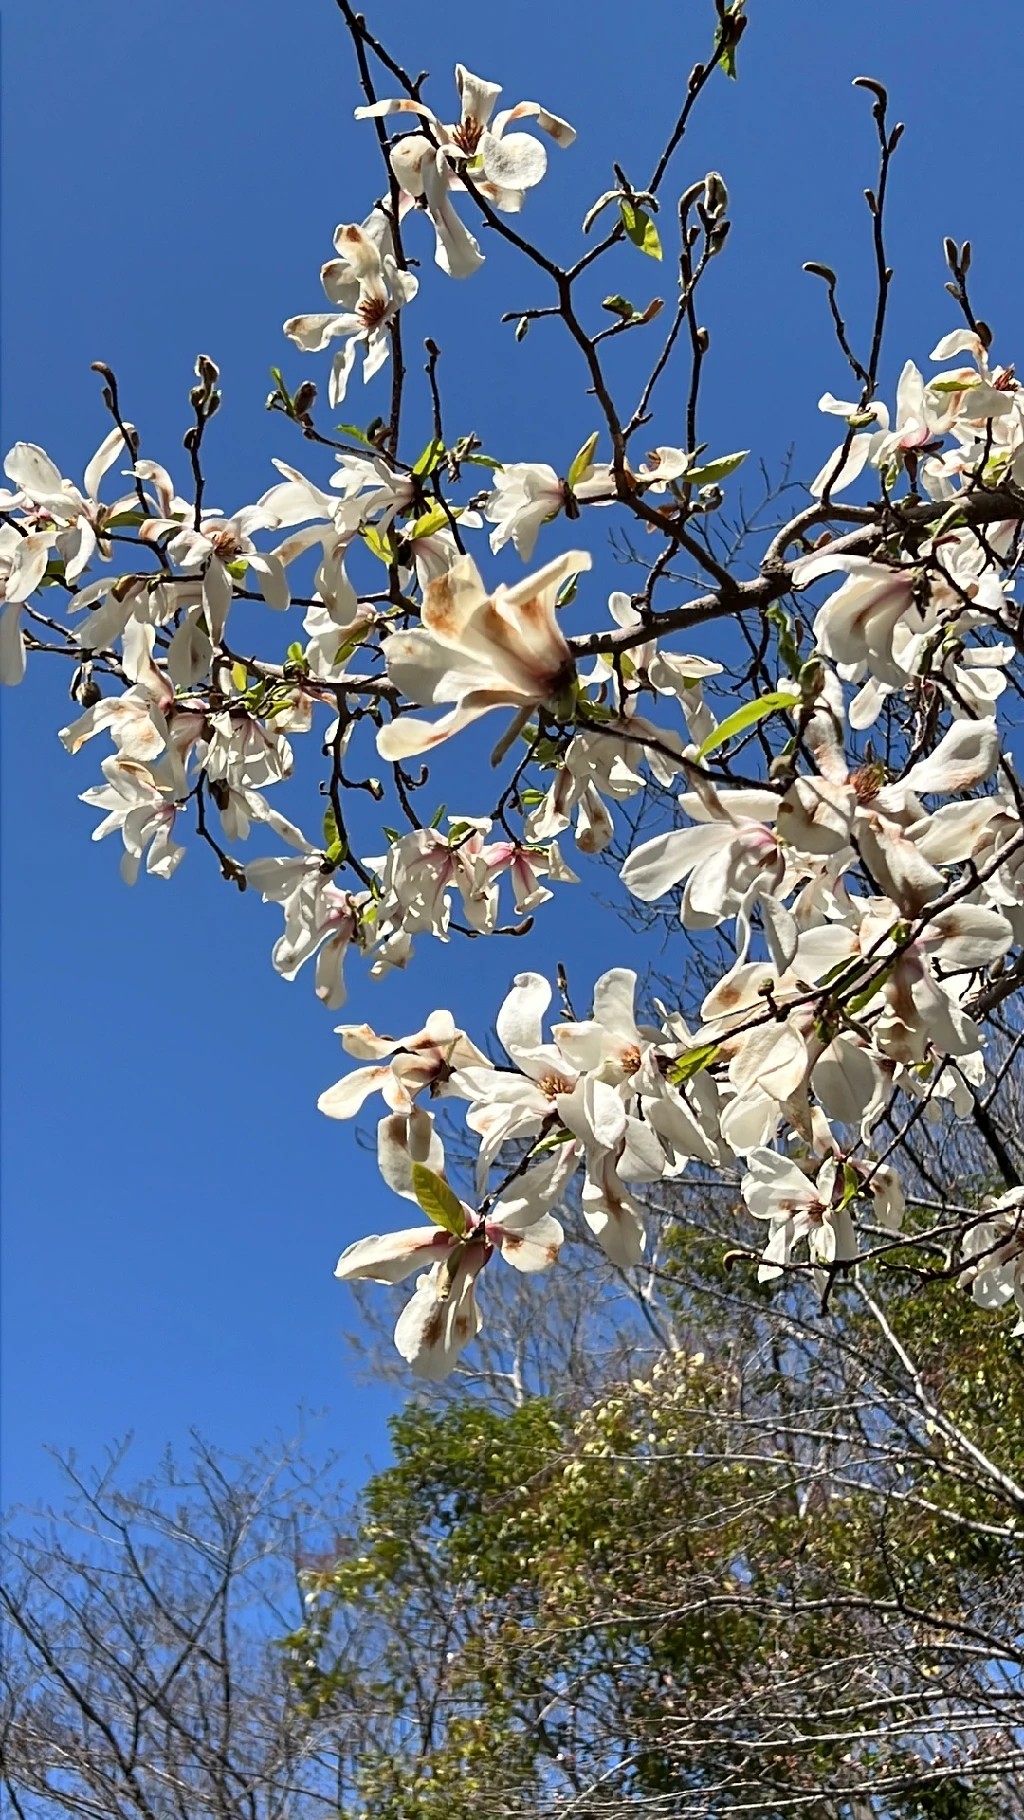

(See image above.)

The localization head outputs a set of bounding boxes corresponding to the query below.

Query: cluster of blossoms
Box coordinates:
[4,47,1024,1376]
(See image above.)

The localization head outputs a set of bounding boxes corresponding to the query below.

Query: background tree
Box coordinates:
[1,1438,356,1820]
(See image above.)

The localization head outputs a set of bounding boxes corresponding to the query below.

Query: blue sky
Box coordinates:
[3,0,1023,1508]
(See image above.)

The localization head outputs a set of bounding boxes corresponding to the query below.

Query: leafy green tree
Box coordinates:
[294,1232,1024,1820]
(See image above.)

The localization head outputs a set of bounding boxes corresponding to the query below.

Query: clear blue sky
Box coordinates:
[3,0,1023,1508]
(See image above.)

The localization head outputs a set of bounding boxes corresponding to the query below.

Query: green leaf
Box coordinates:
[413,438,446,478]
[667,1041,720,1086]
[408,502,453,541]
[685,450,749,486]
[363,524,398,566]
[619,200,662,261]
[335,421,375,448]
[766,604,802,679]
[698,689,798,756]
[602,294,635,319]
[286,641,305,664]
[567,432,600,490]
[322,805,340,850]
[555,572,580,609]
[429,802,447,829]
[411,1165,468,1237]
[714,0,747,77]
[230,661,249,692]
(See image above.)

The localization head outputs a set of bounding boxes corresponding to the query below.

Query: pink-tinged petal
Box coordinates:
[375,696,499,761]
[83,427,126,501]
[482,129,547,191]
[730,1022,807,1102]
[422,150,485,278]
[354,97,437,125]
[202,557,233,643]
[0,603,26,685]
[394,1253,485,1379]
[317,1064,392,1120]
[335,1226,452,1285]
[621,823,726,902]
[900,717,999,797]
[377,1108,446,1202]
[497,972,553,1064]
[246,552,290,612]
[813,1033,880,1126]
[493,100,576,147]
[3,442,65,498]
[927,905,1013,972]
[5,530,53,603]
[741,1148,816,1220]
[283,313,349,353]
[490,1207,564,1273]
[591,967,640,1042]
[581,1156,645,1267]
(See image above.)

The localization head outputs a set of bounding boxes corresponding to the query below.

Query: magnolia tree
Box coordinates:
[5,0,1024,1383]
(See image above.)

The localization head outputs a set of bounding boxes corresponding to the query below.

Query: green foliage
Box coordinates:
[287,1227,1024,1818]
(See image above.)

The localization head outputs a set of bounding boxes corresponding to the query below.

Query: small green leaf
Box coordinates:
[230,661,249,692]
[286,642,305,664]
[412,438,446,477]
[363,524,397,566]
[411,1165,468,1237]
[429,802,447,829]
[685,450,749,486]
[602,294,635,319]
[555,572,580,609]
[567,432,600,490]
[335,421,375,448]
[619,200,662,260]
[408,501,453,541]
[766,604,802,680]
[698,689,798,756]
[667,1041,720,1086]
[322,805,340,850]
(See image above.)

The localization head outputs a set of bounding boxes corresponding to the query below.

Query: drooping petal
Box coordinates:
[335,1226,452,1284]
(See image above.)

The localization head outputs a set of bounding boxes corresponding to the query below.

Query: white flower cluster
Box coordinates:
[3,50,1024,1375]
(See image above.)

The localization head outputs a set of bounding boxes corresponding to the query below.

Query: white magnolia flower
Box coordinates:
[79,756,187,886]
[959,1187,1024,1330]
[318,1010,488,1121]
[742,1149,853,1282]
[484,459,614,561]
[2,432,138,581]
[377,548,589,761]
[621,781,785,952]
[355,67,574,277]
[284,211,418,407]
[335,1124,564,1378]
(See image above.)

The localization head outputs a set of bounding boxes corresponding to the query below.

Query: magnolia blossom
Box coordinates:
[742,1150,854,1283]
[283,211,418,406]
[355,66,574,278]
[621,780,786,957]
[335,1113,563,1378]
[959,1187,1024,1330]
[484,459,614,560]
[376,549,589,760]
[80,757,187,886]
